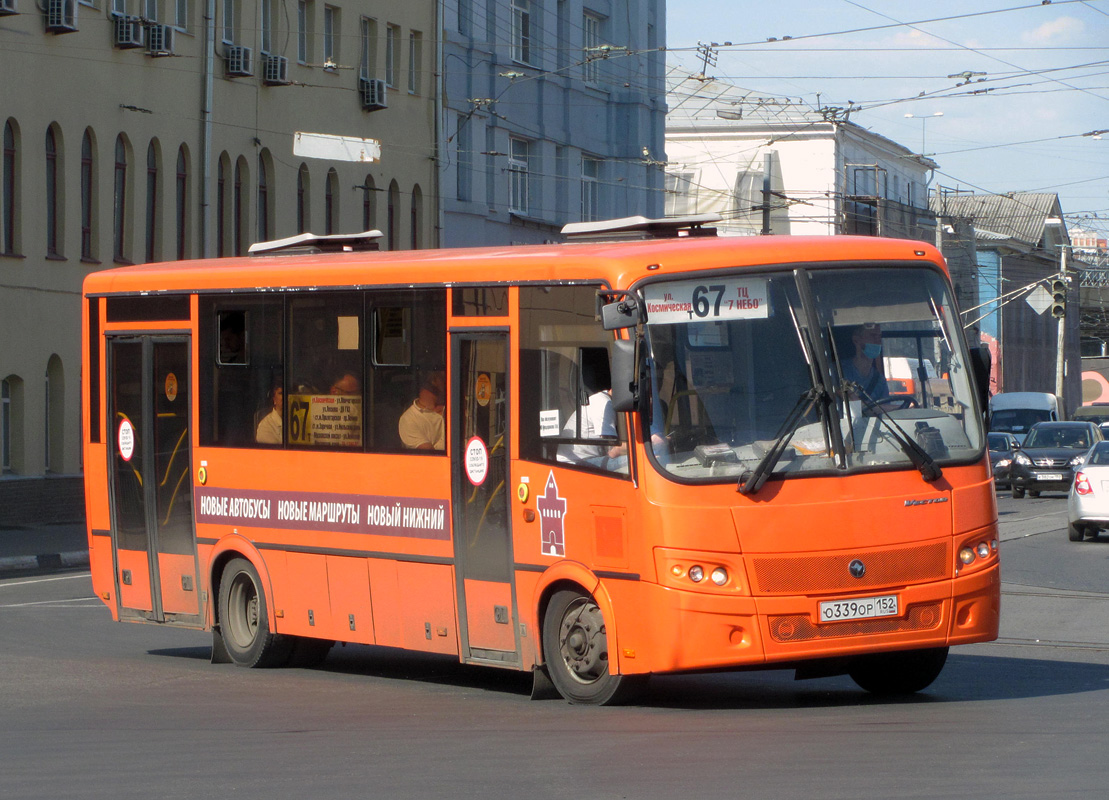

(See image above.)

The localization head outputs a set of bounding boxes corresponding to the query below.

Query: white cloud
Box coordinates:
[1021,16,1083,44]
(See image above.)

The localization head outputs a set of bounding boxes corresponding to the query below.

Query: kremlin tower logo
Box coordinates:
[537,471,567,557]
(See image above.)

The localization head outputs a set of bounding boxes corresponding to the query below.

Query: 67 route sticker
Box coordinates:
[643,277,769,324]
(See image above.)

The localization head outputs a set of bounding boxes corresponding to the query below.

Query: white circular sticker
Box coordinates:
[465,436,489,486]
[118,419,136,462]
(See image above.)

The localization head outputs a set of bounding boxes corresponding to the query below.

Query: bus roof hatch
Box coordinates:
[561,214,722,241]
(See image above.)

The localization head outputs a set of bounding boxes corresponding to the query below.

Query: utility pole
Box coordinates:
[1056,246,1067,407]
[761,152,772,235]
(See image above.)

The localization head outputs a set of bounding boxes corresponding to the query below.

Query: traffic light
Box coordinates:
[1051,278,1067,319]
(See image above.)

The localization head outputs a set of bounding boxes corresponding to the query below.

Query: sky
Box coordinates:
[664,0,1109,238]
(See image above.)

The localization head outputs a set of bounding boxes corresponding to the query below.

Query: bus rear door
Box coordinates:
[107,336,201,625]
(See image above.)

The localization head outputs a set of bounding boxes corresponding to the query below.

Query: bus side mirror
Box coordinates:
[600,299,642,330]
[969,346,990,419]
[610,339,639,412]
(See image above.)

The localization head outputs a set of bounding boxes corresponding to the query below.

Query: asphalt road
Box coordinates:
[2,491,1107,800]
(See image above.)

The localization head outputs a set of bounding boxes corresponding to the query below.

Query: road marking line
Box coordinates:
[0,572,92,589]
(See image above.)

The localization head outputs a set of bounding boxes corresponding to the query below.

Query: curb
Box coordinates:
[0,551,90,575]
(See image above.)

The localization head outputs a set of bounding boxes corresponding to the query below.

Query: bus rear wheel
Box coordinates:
[542,589,643,705]
[848,646,948,695]
[218,557,291,668]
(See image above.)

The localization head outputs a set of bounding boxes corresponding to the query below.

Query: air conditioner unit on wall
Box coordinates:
[360,78,387,111]
[146,24,175,57]
[0,0,17,17]
[45,0,78,33]
[225,45,253,77]
[113,15,145,49]
[263,54,290,85]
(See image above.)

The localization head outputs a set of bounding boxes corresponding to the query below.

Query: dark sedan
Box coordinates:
[988,431,1018,488]
[1009,421,1104,498]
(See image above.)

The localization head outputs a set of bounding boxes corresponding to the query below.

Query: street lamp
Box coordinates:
[904,112,944,154]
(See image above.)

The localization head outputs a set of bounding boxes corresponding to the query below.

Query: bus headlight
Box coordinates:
[688,565,704,583]
[976,542,990,559]
[711,567,728,586]
[958,547,976,565]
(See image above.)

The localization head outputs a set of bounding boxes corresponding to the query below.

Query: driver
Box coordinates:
[843,322,890,402]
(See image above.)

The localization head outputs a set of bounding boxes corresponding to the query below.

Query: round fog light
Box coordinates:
[958,547,975,565]
[711,567,728,586]
[688,565,704,583]
[976,542,990,559]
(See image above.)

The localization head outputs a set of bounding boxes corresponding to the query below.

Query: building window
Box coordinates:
[233,157,245,256]
[408,31,421,94]
[387,180,399,250]
[115,135,133,263]
[216,156,227,257]
[582,13,602,84]
[509,137,530,214]
[81,130,95,261]
[581,155,600,222]
[176,146,188,260]
[458,0,471,36]
[456,115,471,201]
[296,164,309,233]
[222,0,235,43]
[323,5,338,65]
[360,17,377,80]
[1,377,11,473]
[297,0,309,63]
[362,174,375,231]
[175,0,188,30]
[511,0,532,65]
[325,168,337,234]
[257,154,270,243]
[261,0,273,53]
[2,121,16,256]
[145,141,159,263]
[385,24,400,87]
[144,0,158,20]
[46,127,60,258]
[410,184,422,249]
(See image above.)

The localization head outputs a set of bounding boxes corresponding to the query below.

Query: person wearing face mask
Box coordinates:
[843,322,890,402]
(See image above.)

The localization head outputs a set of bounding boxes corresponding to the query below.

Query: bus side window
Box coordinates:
[199,299,284,448]
[518,285,628,476]
[368,289,446,453]
[287,292,365,449]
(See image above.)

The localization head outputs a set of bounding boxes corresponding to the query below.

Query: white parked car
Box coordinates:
[1066,440,1109,541]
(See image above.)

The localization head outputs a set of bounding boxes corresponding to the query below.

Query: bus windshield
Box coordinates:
[642,264,983,482]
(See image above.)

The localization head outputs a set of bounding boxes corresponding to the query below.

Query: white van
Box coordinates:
[988,392,1060,443]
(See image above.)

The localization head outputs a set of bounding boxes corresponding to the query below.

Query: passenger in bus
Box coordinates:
[399,373,446,450]
[255,383,283,445]
[557,350,623,467]
[842,322,890,402]
[329,372,361,396]
[219,313,246,364]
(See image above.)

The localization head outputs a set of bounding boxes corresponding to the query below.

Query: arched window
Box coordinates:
[81,130,96,260]
[216,154,228,257]
[362,174,376,232]
[410,184,422,249]
[113,135,129,262]
[176,146,188,260]
[1,375,23,474]
[296,163,309,233]
[325,168,338,235]
[233,156,248,255]
[145,140,160,263]
[3,120,19,256]
[46,127,60,256]
[257,151,270,243]
[386,180,399,251]
[45,355,64,473]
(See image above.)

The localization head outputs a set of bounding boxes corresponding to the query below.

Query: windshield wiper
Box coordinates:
[846,382,943,482]
[739,386,827,495]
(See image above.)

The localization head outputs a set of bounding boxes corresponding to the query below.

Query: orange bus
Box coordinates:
[81,217,999,704]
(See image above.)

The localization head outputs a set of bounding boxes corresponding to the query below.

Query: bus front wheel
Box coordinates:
[542,589,643,705]
[848,646,948,695]
[218,557,291,668]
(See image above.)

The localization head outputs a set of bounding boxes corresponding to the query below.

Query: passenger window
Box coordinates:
[518,285,628,476]
[199,297,284,448]
[287,293,364,448]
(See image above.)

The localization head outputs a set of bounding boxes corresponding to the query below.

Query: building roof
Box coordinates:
[931,192,1068,248]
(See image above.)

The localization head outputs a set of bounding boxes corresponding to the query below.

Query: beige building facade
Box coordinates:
[0,0,436,521]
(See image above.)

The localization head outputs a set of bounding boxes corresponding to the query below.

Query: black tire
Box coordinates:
[542,589,644,705]
[848,646,948,695]
[218,557,292,668]
[1068,522,1087,542]
[1028,490,1040,498]
[1011,485,1025,499]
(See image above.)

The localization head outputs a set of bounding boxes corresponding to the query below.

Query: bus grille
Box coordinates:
[750,541,949,595]
[769,603,943,642]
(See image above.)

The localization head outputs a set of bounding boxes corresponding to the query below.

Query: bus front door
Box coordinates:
[451,332,520,665]
[107,337,201,625]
